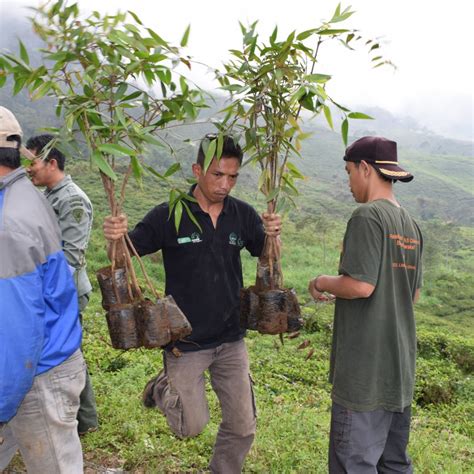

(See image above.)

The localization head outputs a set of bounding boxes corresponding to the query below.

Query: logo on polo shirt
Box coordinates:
[229,232,244,247]
[177,232,202,244]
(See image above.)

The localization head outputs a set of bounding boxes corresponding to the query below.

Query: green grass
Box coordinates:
[8,161,474,472]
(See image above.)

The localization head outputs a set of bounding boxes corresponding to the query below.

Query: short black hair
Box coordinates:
[26,134,66,170]
[196,134,243,167]
[0,135,21,169]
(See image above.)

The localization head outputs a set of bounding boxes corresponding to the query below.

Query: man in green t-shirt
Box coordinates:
[308,136,422,473]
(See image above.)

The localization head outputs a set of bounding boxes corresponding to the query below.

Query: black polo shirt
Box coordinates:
[128,190,265,351]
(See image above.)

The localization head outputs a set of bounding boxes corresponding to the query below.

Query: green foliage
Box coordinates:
[215,3,388,214]
[41,162,472,472]
[415,358,462,406]
[417,328,474,373]
[0,0,205,229]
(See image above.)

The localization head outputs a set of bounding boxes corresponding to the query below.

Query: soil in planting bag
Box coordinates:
[106,303,141,349]
[135,299,171,348]
[240,286,259,330]
[285,288,303,332]
[162,295,192,341]
[96,266,133,310]
[257,289,288,335]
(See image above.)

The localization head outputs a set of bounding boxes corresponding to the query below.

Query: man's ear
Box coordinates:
[45,158,58,170]
[191,163,202,179]
[359,160,372,177]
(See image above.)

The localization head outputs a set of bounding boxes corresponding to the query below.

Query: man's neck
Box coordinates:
[47,172,66,190]
[366,181,399,206]
[0,165,16,177]
[193,186,223,213]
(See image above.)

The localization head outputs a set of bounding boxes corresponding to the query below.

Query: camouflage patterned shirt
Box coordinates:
[45,175,93,298]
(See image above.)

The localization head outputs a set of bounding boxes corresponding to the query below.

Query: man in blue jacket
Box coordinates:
[0,106,85,473]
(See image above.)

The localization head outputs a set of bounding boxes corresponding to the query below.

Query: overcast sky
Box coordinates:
[1,0,473,140]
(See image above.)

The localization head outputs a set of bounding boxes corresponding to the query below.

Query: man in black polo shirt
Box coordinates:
[103,135,281,473]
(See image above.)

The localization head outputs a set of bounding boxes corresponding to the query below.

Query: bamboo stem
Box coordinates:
[122,235,141,300]
[125,233,160,300]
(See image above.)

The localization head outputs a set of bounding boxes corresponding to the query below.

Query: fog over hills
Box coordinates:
[1,7,472,226]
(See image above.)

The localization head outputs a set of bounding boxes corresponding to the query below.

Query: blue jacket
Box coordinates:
[0,167,82,423]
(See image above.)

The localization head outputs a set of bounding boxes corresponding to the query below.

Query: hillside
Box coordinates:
[7,161,469,473]
[2,21,473,469]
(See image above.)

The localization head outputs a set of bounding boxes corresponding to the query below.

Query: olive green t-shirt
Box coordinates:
[330,199,423,412]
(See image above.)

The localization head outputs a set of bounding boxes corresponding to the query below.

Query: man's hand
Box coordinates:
[103,214,128,241]
[308,276,325,300]
[262,212,282,237]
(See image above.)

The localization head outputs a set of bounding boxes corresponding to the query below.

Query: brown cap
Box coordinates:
[343,136,413,182]
[0,106,35,159]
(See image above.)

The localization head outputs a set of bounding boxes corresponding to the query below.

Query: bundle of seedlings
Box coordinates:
[1,3,206,348]
[96,168,192,350]
[216,5,391,335]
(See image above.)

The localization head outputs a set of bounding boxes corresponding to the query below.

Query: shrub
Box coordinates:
[417,329,474,373]
[415,358,461,406]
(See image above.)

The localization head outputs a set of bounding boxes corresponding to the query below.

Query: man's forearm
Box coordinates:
[316,274,375,299]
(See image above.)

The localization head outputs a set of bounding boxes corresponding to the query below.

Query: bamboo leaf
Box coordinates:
[146,28,169,47]
[216,133,224,160]
[286,161,305,179]
[164,162,181,177]
[203,139,217,173]
[130,155,143,182]
[115,82,128,101]
[296,28,319,41]
[270,26,278,45]
[127,10,143,25]
[182,200,202,232]
[173,200,183,233]
[98,143,136,157]
[180,24,191,47]
[341,118,349,146]
[348,112,373,120]
[318,29,349,35]
[19,41,29,65]
[145,165,165,181]
[305,73,331,83]
[91,151,117,180]
[31,81,52,100]
[323,105,334,130]
[266,188,279,203]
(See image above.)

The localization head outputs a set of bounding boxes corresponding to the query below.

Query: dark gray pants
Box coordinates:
[78,295,98,434]
[151,339,257,474]
[329,402,413,473]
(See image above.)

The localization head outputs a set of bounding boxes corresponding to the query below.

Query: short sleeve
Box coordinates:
[244,206,265,257]
[56,196,92,269]
[415,222,423,289]
[128,205,166,256]
[339,215,383,286]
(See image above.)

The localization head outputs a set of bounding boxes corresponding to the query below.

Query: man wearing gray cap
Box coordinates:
[0,106,85,473]
[308,136,423,473]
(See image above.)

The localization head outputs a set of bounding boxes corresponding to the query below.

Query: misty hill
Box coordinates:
[1,84,473,226]
[1,10,472,226]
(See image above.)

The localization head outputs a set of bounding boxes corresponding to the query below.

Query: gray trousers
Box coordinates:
[0,349,86,473]
[329,402,413,473]
[151,339,256,474]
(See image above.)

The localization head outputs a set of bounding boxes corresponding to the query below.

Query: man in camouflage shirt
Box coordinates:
[27,134,98,435]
